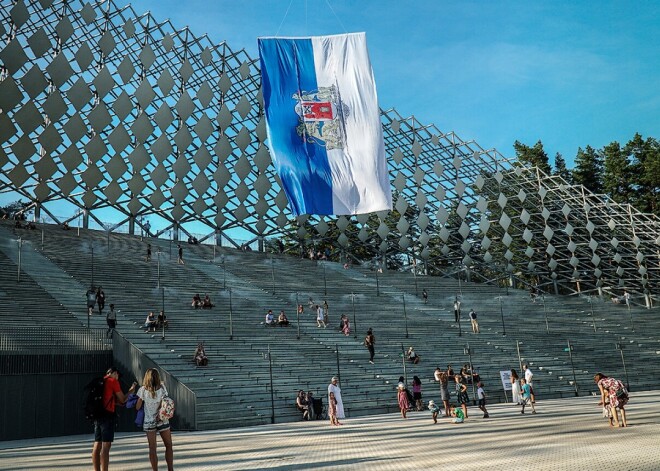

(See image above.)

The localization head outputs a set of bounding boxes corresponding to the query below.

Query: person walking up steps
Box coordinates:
[365,328,375,364]
[469,309,479,333]
[177,244,184,265]
[316,305,326,328]
[454,297,461,322]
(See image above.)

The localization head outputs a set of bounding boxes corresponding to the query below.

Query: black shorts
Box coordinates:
[413,392,422,401]
[94,416,115,442]
[478,398,486,407]
[107,319,116,328]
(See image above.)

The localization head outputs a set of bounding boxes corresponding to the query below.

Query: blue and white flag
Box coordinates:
[258,33,392,216]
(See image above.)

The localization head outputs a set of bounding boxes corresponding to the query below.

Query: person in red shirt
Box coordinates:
[92,366,137,471]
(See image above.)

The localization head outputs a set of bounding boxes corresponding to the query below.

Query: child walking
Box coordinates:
[329,391,339,425]
[477,381,489,418]
[520,378,536,414]
[428,400,441,424]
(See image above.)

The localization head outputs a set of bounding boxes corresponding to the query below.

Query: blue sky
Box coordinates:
[127,0,660,168]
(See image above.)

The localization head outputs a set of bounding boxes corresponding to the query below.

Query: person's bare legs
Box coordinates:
[92,442,101,471]
[611,407,620,427]
[146,431,158,471]
[462,403,468,419]
[619,407,627,427]
[443,400,450,417]
[159,428,174,471]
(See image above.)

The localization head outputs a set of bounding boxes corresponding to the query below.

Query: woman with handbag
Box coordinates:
[136,368,174,471]
[594,373,629,427]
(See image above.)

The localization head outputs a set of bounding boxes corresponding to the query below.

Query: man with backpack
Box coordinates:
[90,366,137,471]
[469,309,479,334]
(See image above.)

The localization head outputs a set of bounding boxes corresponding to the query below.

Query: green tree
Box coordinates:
[0,200,30,219]
[624,133,660,215]
[513,140,552,175]
[572,145,604,194]
[553,152,572,183]
[602,141,632,204]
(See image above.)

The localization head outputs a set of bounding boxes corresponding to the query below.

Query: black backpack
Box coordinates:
[83,377,108,421]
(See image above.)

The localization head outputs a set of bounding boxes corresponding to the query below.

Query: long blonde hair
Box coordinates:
[142,368,162,398]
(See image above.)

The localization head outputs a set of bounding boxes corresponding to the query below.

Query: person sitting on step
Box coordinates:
[192,293,202,309]
[193,343,208,366]
[143,312,158,332]
[202,295,214,309]
[407,346,421,364]
[277,311,290,326]
[157,311,168,329]
[265,310,275,326]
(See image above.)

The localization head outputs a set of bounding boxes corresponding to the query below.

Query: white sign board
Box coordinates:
[500,370,512,391]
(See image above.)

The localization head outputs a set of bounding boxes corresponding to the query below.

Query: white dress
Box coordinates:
[511,378,522,404]
[328,383,345,419]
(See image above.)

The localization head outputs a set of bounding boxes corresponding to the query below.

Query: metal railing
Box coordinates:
[0,327,111,353]
[112,331,197,430]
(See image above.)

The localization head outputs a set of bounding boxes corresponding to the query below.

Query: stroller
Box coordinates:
[311,397,327,420]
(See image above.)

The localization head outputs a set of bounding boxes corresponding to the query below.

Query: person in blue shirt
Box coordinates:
[520,378,536,414]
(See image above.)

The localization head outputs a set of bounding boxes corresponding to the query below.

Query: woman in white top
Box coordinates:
[510,369,522,405]
[136,368,174,471]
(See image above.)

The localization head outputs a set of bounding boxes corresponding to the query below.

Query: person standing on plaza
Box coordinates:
[412,375,423,411]
[328,391,339,426]
[106,304,117,338]
[397,383,409,419]
[434,367,451,417]
[477,381,489,418]
[469,309,479,333]
[92,366,137,471]
[454,374,469,419]
[365,328,375,364]
[454,297,461,322]
[136,368,174,471]
[510,369,522,405]
[177,244,184,265]
[328,377,344,423]
[522,364,535,403]
[428,400,441,424]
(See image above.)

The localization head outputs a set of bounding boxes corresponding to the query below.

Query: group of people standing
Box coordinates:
[509,365,536,414]
[91,367,173,471]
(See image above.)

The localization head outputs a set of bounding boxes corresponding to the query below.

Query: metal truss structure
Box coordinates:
[0,0,658,301]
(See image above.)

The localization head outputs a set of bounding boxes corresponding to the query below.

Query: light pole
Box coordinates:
[270,257,275,295]
[17,237,23,282]
[403,294,409,339]
[457,266,463,296]
[542,294,549,334]
[295,291,300,340]
[106,230,110,254]
[401,343,407,386]
[627,297,635,332]
[616,343,630,392]
[375,265,380,296]
[457,296,462,337]
[229,287,234,340]
[588,296,596,332]
[267,344,275,424]
[515,340,522,373]
[412,261,418,296]
[351,292,357,339]
[335,344,341,385]
[498,296,506,336]
[465,344,476,404]
[77,210,81,236]
[91,244,94,288]
[222,255,226,289]
[161,287,165,341]
[323,261,327,296]
[157,249,161,288]
[566,340,579,396]
[41,229,44,251]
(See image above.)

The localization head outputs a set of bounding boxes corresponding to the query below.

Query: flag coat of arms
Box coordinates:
[258,33,392,216]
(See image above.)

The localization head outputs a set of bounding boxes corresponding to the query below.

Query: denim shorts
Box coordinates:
[144,421,170,433]
[94,416,115,442]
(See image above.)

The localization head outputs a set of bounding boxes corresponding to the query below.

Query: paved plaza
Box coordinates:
[1,391,659,470]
